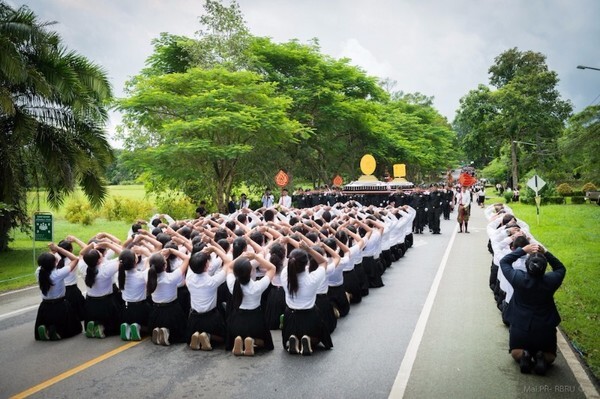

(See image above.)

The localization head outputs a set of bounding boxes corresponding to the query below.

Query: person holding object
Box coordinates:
[456,185,472,233]
[500,243,566,375]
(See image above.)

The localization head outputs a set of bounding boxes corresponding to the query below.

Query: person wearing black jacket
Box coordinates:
[427,184,443,234]
[410,187,428,234]
[500,244,566,375]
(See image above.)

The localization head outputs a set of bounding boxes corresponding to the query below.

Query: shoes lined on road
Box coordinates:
[159,327,170,346]
[151,328,160,345]
[190,332,201,350]
[243,337,255,356]
[85,321,96,338]
[287,335,299,355]
[232,336,243,356]
[520,350,533,374]
[94,324,105,339]
[300,335,312,356]
[48,325,61,341]
[199,332,212,351]
[120,323,130,341]
[38,325,49,341]
[534,351,548,375]
[129,323,141,341]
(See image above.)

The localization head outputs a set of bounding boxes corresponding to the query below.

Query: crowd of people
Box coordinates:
[485,202,566,375]
[34,199,419,357]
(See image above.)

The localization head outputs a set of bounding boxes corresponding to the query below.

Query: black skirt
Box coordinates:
[354,262,370,297]
[509,323,557,354]
[343,269,362,304]
[148,300,187,344]
[281,306,333,350]
[65,284,85,321]
[85,293,121,336]
[177,285,191,317]
[120,300,151,328]
[186,307,226,343]
[34,298,82,340]
[363,256,384,288]
[327,284,350,317]
[264,286,286,330]
[226,307,274,351]
[316,293,337,333]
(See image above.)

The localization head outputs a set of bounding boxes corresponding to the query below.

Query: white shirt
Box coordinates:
[226,273,271,310]
[328,254,349,287]
[457,190,472,207]
[86,259,119,297]
[152,268,184,303]
[281,267,326,310]
[261,194,274,208]
[36,266,71,300]
[121,269,149,302]
[187,269,226,313]
[278,195,292,208]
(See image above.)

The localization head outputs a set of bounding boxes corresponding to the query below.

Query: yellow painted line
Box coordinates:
[10,338,147,399]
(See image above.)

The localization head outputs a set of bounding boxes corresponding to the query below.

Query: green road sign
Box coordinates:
[34,213,53,242]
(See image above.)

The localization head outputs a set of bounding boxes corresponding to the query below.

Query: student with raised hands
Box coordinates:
[34,243,84,341]
[117,249,150,341]
[82,240,123,338]
[186,244,230,351]
[226,252,276,356]
[281,243,333,355]
[147,247,190,346]
[325,234,351,318]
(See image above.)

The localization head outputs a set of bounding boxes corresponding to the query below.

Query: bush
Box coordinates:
[582,182,597,193]
[556,183,573,196]
[541,196,566,205]
[571,196,586,204]
[503,190,514,203]
[571,190,584,197]
[155,194,195,220]
[102,196,154,223]
[64,197,97,225]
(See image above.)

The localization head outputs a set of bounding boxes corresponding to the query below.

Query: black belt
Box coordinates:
[153,300,177,307]
[190,307,217,316]
[42,297,65,304]
[86,292,113,300]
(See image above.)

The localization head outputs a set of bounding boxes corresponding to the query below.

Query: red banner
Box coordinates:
[275,170,289,187]
[458,173,477,187]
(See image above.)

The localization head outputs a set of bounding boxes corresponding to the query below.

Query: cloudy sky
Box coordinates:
[12,0,600,144]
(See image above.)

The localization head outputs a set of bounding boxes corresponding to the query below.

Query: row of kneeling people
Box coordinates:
[34,202,416,356]
[484,203,566,375]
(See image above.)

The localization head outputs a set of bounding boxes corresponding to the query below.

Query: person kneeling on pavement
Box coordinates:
[500,243,566,375]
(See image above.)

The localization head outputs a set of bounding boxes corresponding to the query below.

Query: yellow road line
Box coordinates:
[10,339,147,399]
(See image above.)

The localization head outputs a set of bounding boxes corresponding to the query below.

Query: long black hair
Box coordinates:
[231,257,252,310]
[118,249,136,290]
[37,252,56,296]
[83,250,101,288]
[146,253,166,296]
[269,243,286,274]
[286,249,308,297]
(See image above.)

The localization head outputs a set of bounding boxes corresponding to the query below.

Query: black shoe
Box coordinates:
[534,351,547,375]
[520,350,533,374]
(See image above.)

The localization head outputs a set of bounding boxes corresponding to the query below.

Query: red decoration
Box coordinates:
[275,170,289,187]
[332,175,343,186]
[458,173,477,187]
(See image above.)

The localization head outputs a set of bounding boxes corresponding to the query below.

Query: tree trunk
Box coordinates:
[511,140,518,190]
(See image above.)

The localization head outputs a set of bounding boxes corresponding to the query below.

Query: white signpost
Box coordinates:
[527,175,546,224]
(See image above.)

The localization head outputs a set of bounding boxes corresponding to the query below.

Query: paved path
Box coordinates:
[1,208,598,399]
[394,206,598,399]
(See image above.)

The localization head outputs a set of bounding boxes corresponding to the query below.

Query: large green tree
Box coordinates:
[454,48,572,188]
[117,67,305,211]
[0,2,113,251]
[559,105,600,183]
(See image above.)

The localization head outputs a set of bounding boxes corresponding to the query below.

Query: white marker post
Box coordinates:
[526,175,546,224]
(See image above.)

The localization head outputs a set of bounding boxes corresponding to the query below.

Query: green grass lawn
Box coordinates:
[489,193,600,378]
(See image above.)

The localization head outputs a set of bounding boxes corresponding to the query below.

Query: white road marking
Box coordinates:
[388,225,458,398]
[0,304,38,321]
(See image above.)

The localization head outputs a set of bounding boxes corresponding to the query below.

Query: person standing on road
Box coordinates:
[456,186,472,233]
[428,184,443,234]
[34,244,84,341]
[500,243,566,375]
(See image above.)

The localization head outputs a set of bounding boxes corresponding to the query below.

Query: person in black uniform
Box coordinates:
[428,184,443,234]
[500,243,566,375]
[442,186,454,220]
[410,187,428,234]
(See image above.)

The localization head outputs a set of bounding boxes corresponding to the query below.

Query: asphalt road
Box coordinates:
[0,210,596,399]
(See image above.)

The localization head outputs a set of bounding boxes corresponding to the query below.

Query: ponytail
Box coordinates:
[37,253,56,296]
[231,257,251,309]
[83,250,101,288]
[287,249,309,297]
[118,250,136,290]
[56,240,73,270]
[146,253,166,296]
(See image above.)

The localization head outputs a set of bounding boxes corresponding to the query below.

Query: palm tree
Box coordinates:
[0,2,113,251]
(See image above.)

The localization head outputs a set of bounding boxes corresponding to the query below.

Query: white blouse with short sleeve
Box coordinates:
[226,273,271,310]
[281,267,326,310]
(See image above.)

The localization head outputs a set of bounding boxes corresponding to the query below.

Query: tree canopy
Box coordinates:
[0,1,113,251]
